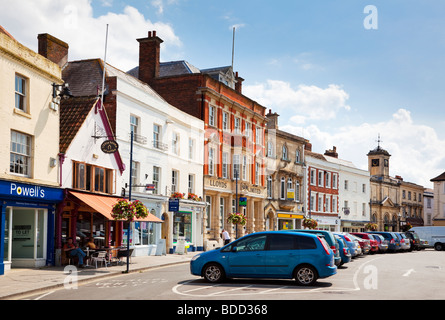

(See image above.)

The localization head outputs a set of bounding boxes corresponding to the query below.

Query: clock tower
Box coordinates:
[367,136,391,177]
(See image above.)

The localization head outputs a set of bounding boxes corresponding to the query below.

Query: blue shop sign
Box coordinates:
[0,180,63,203]
[169,198,180,212]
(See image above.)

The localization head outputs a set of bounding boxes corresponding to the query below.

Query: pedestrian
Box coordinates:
[63,237,87,268]
[221,229,231,245]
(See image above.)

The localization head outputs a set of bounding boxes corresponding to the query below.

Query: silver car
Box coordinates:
[370,233,388,253]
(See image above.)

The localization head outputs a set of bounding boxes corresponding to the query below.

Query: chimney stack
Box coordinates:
[235,71,244,93]
[137,30,163,84]
[37,33,69,68]
[324,146,338,158]
[266,109,279,130]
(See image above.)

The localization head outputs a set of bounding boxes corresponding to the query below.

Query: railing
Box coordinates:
[152,140,168,151]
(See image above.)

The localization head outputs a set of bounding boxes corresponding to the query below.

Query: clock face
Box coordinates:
[372,159,379,167]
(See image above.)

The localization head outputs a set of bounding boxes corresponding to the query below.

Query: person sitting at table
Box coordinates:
[85,238,96,249]
[63,237,86,268]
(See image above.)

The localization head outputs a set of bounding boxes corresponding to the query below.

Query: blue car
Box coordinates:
[334,232,361,257]
[335,234,351,266]
[288,229,341,266]
[190,231,337,286]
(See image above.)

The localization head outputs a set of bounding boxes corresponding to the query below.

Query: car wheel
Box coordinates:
[294,265,318,286]
[203,263,225,283]
[434,243,444,251]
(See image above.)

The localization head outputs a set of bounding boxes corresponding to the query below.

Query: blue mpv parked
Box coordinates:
[190,231,337,286]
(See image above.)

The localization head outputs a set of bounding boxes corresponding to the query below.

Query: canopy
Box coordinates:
[68,190,163,223]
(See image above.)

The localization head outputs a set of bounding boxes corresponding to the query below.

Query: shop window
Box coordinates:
[173,212,192,243]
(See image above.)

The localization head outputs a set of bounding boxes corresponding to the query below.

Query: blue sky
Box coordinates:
[2,0,444,188]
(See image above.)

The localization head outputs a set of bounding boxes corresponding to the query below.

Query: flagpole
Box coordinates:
[99,24,109,110]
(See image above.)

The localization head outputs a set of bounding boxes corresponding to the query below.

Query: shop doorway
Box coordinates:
[5,207,47,268]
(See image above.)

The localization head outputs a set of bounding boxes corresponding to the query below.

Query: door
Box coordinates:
[227,234,267,277]
[266,234,298,277]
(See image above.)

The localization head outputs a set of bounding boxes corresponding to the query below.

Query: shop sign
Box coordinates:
[169,198,180,212]
[101,140,119,154]
[0,180,63,202]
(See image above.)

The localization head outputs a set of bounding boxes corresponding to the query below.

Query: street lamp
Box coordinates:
[52,83,73,100]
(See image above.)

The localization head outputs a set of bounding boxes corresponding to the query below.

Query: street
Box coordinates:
[22,249,445,301]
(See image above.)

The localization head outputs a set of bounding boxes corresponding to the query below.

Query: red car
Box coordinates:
[351,232,379,253]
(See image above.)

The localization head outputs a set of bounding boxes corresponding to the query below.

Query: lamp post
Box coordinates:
[235,170,239,239]
[125,130,134,273]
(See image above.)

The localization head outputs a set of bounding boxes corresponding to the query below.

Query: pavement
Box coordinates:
[0,252,196,300]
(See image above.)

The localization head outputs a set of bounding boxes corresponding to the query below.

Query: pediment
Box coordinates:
[381,196,396,207]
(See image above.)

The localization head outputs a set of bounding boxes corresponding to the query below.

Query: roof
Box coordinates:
[59,96,99,153]
[431,172,445,182]
[367,145,391,157]
[127,60,202,79]
[0,25,16,40]
[63,59,104,97]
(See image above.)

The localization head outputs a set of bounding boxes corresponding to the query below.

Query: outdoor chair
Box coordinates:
[91,251,108,269]
[117,248,134,264]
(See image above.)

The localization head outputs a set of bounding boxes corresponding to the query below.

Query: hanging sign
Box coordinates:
[101,140,119,153]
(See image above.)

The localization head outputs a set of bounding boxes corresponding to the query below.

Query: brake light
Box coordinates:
[343,248,349,255]
[318,237,331,255]
[390,239,395,244]
[344,235,351,242]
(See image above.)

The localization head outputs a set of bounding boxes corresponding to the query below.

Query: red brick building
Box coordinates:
[129,31,268,241]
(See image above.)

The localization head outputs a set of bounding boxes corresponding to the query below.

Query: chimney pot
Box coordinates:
[153,30,156,37]
[148,31,152,37]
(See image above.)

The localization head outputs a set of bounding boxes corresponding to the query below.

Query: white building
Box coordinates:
[324,151,371,232]
[61,57,206,255]
[423,188,434,226]
[106,63,206,253]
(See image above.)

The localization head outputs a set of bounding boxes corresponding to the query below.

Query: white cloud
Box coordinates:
[0,0,182,71]
[244,80,351,123]
[281,108,445,188]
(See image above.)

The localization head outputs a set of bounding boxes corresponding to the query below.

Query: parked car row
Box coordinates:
[189,229,429,287]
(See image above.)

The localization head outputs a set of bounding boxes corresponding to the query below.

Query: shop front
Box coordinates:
[55,190,162,265]
[168,198,206,253]
[277,212,304,230]
[203,177,266,243]
[341,220,367,232]
[311,214,341,232]
[0,180,64,275]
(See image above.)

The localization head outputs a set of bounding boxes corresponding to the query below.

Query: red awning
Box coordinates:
[68,191,163,223]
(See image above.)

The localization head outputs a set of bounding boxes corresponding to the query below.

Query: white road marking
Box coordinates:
[403,269,415,277]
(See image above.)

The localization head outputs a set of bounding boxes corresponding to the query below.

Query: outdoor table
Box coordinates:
[84,247,96,267]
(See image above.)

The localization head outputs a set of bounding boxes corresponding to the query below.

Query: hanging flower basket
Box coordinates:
[132,199,148,219]
[365,223,378,231]
[187,193,200,201]
[303,218,318,230]
[227,212,247,226]
[170,192,185,199]
[112,199,148,222]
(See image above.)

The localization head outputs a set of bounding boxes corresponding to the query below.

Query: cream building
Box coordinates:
[0,29,65,273]
[264,111,309,230]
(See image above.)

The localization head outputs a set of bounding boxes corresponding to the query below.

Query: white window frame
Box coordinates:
[10,130,32,176]
[208,147,215,176]
[209,105,216,127]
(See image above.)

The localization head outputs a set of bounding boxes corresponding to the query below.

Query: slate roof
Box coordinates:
[62,59,105,97]
[127,60,202,79]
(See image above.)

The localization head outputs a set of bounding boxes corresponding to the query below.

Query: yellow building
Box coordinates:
[0,28,65,273]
